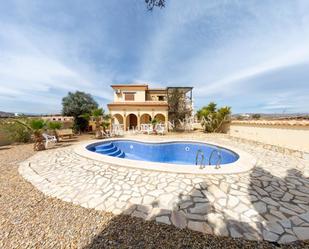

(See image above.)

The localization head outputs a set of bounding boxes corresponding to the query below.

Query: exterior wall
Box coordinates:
[109,85,174,131]
[41,116,74,129]
[109,106,168,131]
[228,121,309,153]
[41,116,74,122]
[146,90,167,101]
[113,90,146,102]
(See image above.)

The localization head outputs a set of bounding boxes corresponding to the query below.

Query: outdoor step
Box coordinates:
[116,151,125,158]
[107,148,122,157]
[96,145,117,154]
[95,143,113,150]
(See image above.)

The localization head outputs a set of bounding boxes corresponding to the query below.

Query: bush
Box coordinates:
[62,91,98,132]
[252,114,261,119]
[197,102,231,133]
[0,119,32,143]
[47,121,62,131]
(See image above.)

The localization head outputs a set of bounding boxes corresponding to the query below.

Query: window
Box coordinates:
[124,92,135,101]
[158,96,165,101]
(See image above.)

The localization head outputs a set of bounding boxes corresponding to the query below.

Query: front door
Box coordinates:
[129,114,137,129]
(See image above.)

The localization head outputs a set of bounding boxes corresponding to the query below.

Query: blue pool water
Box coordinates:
[87,140,239,166]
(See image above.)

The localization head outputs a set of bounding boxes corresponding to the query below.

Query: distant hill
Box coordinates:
[232,113,309,120]
[0,111,15,117]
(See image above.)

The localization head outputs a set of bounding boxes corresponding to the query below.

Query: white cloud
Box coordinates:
[136,0,309,112]
[0,22,115,113]
[0,0,309,113]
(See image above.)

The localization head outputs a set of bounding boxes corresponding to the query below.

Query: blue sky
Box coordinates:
[0,0,308,114]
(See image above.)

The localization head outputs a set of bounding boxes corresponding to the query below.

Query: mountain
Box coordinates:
[0,111,15,117]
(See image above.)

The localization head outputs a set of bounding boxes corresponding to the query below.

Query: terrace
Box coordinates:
[1,130,307,248]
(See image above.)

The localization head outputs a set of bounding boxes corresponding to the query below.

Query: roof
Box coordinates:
[111,84,148,90]
[167,86,193,94]
[108,101,168,107]
[147,88,167,91]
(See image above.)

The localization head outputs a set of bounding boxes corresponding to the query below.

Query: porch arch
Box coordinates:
[154,113,166,123]
[126,113,138,130]
[140,113,152,124]
[112,113,124,125]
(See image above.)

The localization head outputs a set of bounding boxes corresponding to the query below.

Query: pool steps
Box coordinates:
[94,143,125,158]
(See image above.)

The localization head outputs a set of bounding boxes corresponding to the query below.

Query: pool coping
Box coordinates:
[74,138,257,175]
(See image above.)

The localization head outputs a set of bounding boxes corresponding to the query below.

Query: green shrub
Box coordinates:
[197,102,231,133]
[0,120,32,143]
[252,114,261,119]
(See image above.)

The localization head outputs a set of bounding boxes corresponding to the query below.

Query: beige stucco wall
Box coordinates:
[113,90,146,102]
[109,106,168,130]
[146,93,167,101]
[228,123,309,153]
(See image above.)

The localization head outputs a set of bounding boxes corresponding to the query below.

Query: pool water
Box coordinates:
[87,140,239,166]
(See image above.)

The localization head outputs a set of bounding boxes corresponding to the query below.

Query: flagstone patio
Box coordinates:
[19,134,309,244]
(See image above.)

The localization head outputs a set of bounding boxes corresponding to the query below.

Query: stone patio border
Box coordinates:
[74,138,256,175]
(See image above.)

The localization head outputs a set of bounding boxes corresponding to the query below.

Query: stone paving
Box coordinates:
[19,134,309,244]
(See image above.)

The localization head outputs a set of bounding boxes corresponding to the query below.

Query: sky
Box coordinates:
[0,0,309,114]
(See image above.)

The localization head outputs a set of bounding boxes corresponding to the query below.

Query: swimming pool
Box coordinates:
[87,140,239,166]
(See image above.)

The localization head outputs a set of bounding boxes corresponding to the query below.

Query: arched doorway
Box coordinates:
[113,114,124,125]
[126,114,138,130]
[154,113,165,123]
[140,113,152,124]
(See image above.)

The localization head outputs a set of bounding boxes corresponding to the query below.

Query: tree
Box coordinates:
[47,121,62,141]
[145,0,165,10]
[0,118,32,143]
[151,118,158,127]
[14,119,47,151]
[62,91,98,133]
[252,114,261,120]
[80,108,111,138]
[167,88,192,130]
[197,102,231,133]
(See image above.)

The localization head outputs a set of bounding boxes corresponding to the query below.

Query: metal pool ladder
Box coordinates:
[209,149,222,169]
[195,149,205,169]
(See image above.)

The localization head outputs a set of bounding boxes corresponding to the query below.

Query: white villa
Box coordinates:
[108,84,193,131]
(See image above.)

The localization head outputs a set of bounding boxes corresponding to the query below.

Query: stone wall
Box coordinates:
[227,120,309,153]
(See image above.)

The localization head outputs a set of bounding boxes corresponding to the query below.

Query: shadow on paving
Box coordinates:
[84,166,309,249]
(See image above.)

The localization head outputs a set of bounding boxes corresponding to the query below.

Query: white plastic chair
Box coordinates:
[112,124,124,136]
[155,124,166,135]
[146,124,153,135]
[140,124,147,134]
[43,133,57,148]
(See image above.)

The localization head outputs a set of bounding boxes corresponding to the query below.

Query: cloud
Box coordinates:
[0,0,308,113]
[0,21,115,113]
[136,0,309,112]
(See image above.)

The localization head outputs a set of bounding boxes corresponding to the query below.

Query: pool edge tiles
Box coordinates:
[76,138,256,175]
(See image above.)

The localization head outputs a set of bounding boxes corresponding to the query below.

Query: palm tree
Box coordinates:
[197,103,231,133]
[80,108,111,138]
[47,121,62,141]
[96,109,111,137]
[92,108,104,138]
[16,119,46,151]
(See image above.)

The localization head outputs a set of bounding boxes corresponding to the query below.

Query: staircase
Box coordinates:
[94,142,125,158]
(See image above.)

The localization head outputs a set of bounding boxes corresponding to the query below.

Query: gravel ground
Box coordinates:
[0,139,308,248]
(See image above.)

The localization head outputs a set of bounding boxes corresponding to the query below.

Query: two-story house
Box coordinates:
[108,84,193,131]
